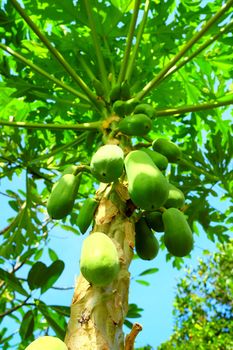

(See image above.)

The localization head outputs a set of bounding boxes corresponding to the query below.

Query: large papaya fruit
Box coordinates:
[90,144,124,183]
[118,114,152,136]
[124,150,169,211]
[134,103,155,118]
[145,211,164,232]
[47,173,81,219]
[164,183,185,209]
[140,147,168,170]
[152,138,182,163]
[80,232,120,286]
[162,208,193,257]
[76,197,99,234]
[135,218,159,260]
[25,336,68,350]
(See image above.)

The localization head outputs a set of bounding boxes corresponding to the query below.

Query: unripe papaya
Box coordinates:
[80,232,120,286]
[113,100,127,117]
[145,211,164,232]
[124,150,169,211]
[118,114,152,136]
[135,218,159,260]
[77,197,99,234]
[109,83,121,102]
[47,173,81,219]
[134,103,155,118]
[162,208,193,257]
[164,183,185,209]
[61,164,77,176]
[92,78,105,97]
[25,336,68,350]
[120,80,131,100]
[152,138,182,163]
[90,144,124,183]
[140,147,168,170]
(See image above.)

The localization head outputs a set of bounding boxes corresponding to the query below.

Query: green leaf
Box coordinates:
[0,268,28,297]
[48,248,59,262]
[110,0,135,12]
[19,310,34,339]
[27,261,47,290]
[139,268,159,277]
[135,280,150,286]
[41,260,65,294]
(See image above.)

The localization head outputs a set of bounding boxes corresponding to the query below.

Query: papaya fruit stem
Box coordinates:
[10,0,102,111]
[117,0,141,84]
[136,0,233,99]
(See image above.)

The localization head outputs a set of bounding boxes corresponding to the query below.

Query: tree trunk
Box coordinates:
[65,182,135,350]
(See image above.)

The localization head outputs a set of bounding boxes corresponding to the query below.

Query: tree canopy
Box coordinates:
[0,0,232,349]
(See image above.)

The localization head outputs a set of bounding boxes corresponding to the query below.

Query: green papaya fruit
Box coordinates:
[118,114,152,136]
[140,147,168,170]
[134,103,155,118]
[47,173,81,219]
[77,197,99,234]
[120,80,131,100]
[152,138,182,163]
[25,336,68,350]
[90,144,124,183]
[164,183,185,209]
[124,99,139,115]
[61,164,77,176]
[162,208,193,257]
[80,232,120,286]
[109,84,121,102]
[113,100,127,117]
[124,150,169,211]
[135,218,159,260]
[145,211,164,232]
[92,78,105,97]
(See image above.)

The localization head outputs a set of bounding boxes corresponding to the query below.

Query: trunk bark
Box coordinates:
[65,183,136,350]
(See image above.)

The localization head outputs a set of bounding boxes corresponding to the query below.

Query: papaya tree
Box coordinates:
[0,0,232,349]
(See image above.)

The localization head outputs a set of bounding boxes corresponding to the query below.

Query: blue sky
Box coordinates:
[1,172,228,349]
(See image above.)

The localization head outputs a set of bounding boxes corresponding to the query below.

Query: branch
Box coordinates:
[0,296,30,318]
[178,157,219,182]
[125,323,143,350]
[0,120,102,131]
[163,19,233,80]
[125,0,151,82]
[10,0,101,110]
[0,44,90,102]
[136,0,233,99]
[156,98,233,117]
[84,0,109,91]
[118,0,141,84]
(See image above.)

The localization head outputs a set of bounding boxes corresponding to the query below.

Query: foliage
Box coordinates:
[0,0,232,348]
[158,240,233,350]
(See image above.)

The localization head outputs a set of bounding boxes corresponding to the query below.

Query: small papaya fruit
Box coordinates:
[109,83,121,102]
[162,208,193,257]
[113,100,127,117]
[47,173,81,219]
[164,183,185,209]
[120,80,131,100]
[140,147,168,170]
[152,138,182,163]
[135,218,159,260]
[90,144,124,183]
[145,211,164,232]
[124,99,139,115]
[61,164,77,176]
[25,336,68,350]
[92,78,105,97]
[134,103,155,118]
[118,114,152,136]
[124,150,169,211]
[80,232,120,286]
[77,197,99,234]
